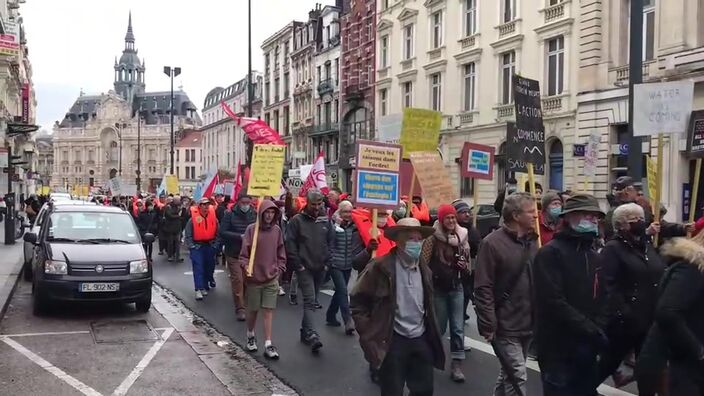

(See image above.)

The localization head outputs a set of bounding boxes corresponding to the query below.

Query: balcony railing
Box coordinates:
[542,95,565,113]
[401,58,414,71]
[317,78,335,97]
[609,60,656,85]
[428,48,442,62]
[497,20,517,39]
[459,35,477,50]
[345,84,365,101]
[460,111,478,125]
[313,122,339,134]
[544,2,565,24]
[495,104,514,119]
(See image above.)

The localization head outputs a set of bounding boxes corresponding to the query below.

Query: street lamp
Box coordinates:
[136,109,144,193]
[163,66,181,175]
[114,121,127,176]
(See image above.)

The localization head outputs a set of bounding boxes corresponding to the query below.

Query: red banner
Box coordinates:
[21,83,29,123]
[220,101,284,145]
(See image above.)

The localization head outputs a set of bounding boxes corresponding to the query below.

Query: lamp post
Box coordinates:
[114,121,127,176]
[136,109,143,192]
[245,0,253,168]
[163,66,181,175]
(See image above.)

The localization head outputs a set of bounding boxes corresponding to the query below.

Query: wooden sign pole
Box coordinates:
[371,208,379,258]
[472,179,478,229]
[653,134,664,248]
[406,171,416,218]
[527,163,542,248]
[688,158,702,238]
[247,204,261,277]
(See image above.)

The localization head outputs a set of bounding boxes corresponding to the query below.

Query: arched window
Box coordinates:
[548,139,564,191]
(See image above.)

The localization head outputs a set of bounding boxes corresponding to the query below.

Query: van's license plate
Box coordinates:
[80,283,119,292]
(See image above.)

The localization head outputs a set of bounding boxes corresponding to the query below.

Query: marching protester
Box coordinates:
[220,192,257,321]
[597,203,665,387]
[475,192,538,396]
[326,186,341,219]
[326,200,364,335]
[411,196,432,226]
[351,209,396,273]
[285,189,335,353]
[136,200,159,261]
[539,190,563,246]
[424,204,472,382]
[184,197,219,301]
[163,196,184,262]
[533,194,608,395]
[157,195,170,255]
[451,199,482,323]
[351,217,445,396]
[238,199,286,360]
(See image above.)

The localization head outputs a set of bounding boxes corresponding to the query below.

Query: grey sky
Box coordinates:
[22,0,324,130]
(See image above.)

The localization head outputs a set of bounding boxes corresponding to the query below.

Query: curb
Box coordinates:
[0,244,25,321]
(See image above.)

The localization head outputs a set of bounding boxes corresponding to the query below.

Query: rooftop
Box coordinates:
[176,129,202,148]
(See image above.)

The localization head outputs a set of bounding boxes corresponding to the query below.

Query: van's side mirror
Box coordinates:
[143,233,155,243]
[23,232,37,244]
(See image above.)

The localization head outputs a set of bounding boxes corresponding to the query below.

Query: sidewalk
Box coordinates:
[0,223,25,320]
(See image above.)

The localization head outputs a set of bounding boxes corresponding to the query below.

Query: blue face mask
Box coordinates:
[572,219,598,235]
[404,241,422,260]
[548,207,562,219]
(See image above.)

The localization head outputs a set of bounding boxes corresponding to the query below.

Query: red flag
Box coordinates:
[221,101,285,145]
[202,172,220,199]
[232,160,243,199]
[299,152,329,197]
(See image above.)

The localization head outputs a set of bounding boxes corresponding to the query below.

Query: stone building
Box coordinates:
[34,130,53,193]
[175,129,203,195]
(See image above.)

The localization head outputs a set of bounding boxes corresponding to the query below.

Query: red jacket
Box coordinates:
[539,212,560,246]
[695,216,704,236]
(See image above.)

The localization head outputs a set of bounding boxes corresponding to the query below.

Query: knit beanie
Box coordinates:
[437,204,457,223]
[451,199,471,213]
[541,190,562,211]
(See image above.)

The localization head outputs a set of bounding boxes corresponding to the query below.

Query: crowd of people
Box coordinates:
[25,177,704,395]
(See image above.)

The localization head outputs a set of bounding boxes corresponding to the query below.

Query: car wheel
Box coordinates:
[135,292,152,313]
[22,261,33,282]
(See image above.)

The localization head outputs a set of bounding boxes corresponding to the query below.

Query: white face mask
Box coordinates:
[377,217,388,228]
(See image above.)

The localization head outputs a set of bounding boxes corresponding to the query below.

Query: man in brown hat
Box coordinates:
[533,194,608,395]
[351,217,445,396]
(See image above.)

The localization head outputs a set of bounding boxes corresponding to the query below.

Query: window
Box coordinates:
[403,24,414,60]
[502,0,516,23]
[380,89,388,116]
[403,81,413,108]
[500,51,516,105]
[463,63,476,111]
[549,0,563,4]
[334,58,339,85]
[643,0,655,61]
[430,73,442,111]
[431,11,443,49]
[380,36,389,68]
[460,175,474,197]
[185,149,189,162]
[190,149,195,162]
[547,36,565,96]
[190,166,196,179]
[465,0,477,37]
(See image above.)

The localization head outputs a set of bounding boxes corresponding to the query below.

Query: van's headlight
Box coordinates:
[44,260,67,275]
[129,259,149,274]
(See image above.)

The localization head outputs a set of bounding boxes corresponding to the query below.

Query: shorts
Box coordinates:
[246,279,279,311]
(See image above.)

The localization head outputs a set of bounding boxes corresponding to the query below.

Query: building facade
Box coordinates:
[175,129,203,194]
[577,0,704,221]
[376,0,580,202]
[262,22,299,171]
[200,73,262,174]
[340,0,376,190]
[35,130,53,193]
[51,14,200,194]
[312,4,343,187]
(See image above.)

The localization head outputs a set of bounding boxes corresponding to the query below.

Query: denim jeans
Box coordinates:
[326,268,352,323]
[539,343,600,396]
[433,285,465,360]
[298,268,326,333]
[190,244,216,291]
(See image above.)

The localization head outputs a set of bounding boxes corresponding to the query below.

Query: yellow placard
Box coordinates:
[357,142,401,172]
[400,108,442,159]
[409,151,455,209]
[249,144,286,197]
[166,175,179,195]
[646,155,657,201]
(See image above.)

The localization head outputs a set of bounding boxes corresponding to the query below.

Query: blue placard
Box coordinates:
[573,144,586,157]
[355,170,399,208]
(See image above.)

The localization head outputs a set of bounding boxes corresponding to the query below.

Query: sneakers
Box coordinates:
[195,290,203,300]
[246,335,258,352]
[236,309,246,322]
[278,286,286,296]
[209,281,217,288]
[264,345,280,360]
[313,301,323,309]
[450,359,465,383]
[201,289,209,296]
[300,329,323,353]
[344,320,356,336]
[289,294,298,305]
[167,257,174,262]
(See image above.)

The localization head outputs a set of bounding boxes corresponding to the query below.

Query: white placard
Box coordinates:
[583,131,601,177]
[108,177,122,196]
[634,80,694,136]
[377,114,403,144]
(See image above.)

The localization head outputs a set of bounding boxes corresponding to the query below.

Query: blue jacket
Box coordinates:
[331,221,364,271]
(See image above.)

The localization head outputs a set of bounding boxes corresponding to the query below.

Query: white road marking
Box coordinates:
[0,336,103,396]
[463,337,636,396]
[0,330,91,337]
[183,269,226,276]
[320,289,334,296]
[112,328,175,396]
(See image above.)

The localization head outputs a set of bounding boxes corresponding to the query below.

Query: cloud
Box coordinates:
[22,0,323,130]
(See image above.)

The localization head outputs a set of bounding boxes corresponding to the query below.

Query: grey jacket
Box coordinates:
[331,221,365,271]
[285,211,335,272]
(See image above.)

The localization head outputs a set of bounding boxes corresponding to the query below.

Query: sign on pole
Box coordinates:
[510,75,546,171]
[248,144,286,197]
[409,151,455,209]
[583,131,601,177]
[354,140,402,209]
[646,155,657,200]
[377,113,403,144]
[109,177,122,196]
[399,108,442,159]
[165,175,179,195]
[634,80,694,136]
[460,142,495,180]
[507,123,545,175]
[687,110,704,158]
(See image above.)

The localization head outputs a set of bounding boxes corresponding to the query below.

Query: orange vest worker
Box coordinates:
[190,206,218,242]
[351,208,397,257]
[411,201,430,223]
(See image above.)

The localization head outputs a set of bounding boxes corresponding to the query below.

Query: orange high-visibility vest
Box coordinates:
[411,201,430,223]
[190,206,217,242]
[351,208,397,257]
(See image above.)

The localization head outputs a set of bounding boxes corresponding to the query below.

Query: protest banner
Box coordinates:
[409,151,455,210]
[108,177,122,196]
[461,142,495,228]
[165,175,179,195]
[686,111,704,235]
[399,108,442,159]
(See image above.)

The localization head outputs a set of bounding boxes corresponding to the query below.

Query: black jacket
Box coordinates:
[136,210,159,237]
[457,220,482,259]
[218,206,257,257]
[601,236,665,335]
[162,204,183,234]
[533,229,608,359]
[285,211,335,272]
[216,203,228,223]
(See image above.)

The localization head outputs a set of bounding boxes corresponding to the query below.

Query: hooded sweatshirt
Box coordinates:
[239,200,287,285]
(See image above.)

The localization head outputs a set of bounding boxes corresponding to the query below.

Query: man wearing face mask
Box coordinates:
[351,217,445,395]
[539,191,563,246]
[533,194,608,395]
[219,192,257,321]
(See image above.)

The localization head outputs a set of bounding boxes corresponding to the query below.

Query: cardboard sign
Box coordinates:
[512,74,546,167]
[377,113,403,144]
[249,144,286,197]
[108,177,122,196]
[634,80,694,136]
[354,140,402,209]
[356,140,402,172]
[460,142,495,180]
[687,110,704,158]
[409,151,455,209]
[399,108,442,159]
[584,130,601,177]
[165,175,179,195]
[507,123,545,175]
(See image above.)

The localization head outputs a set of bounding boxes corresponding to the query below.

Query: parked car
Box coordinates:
[23,200,95,281]
[469,204,501,238]
[23,204,154,315]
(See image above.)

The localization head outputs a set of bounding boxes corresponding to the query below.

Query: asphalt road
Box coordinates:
[152,253,638,396]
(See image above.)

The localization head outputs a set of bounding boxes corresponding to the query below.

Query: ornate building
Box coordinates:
[51,14,200,193]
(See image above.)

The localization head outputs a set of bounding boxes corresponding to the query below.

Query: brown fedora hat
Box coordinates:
[385,217,435,241]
